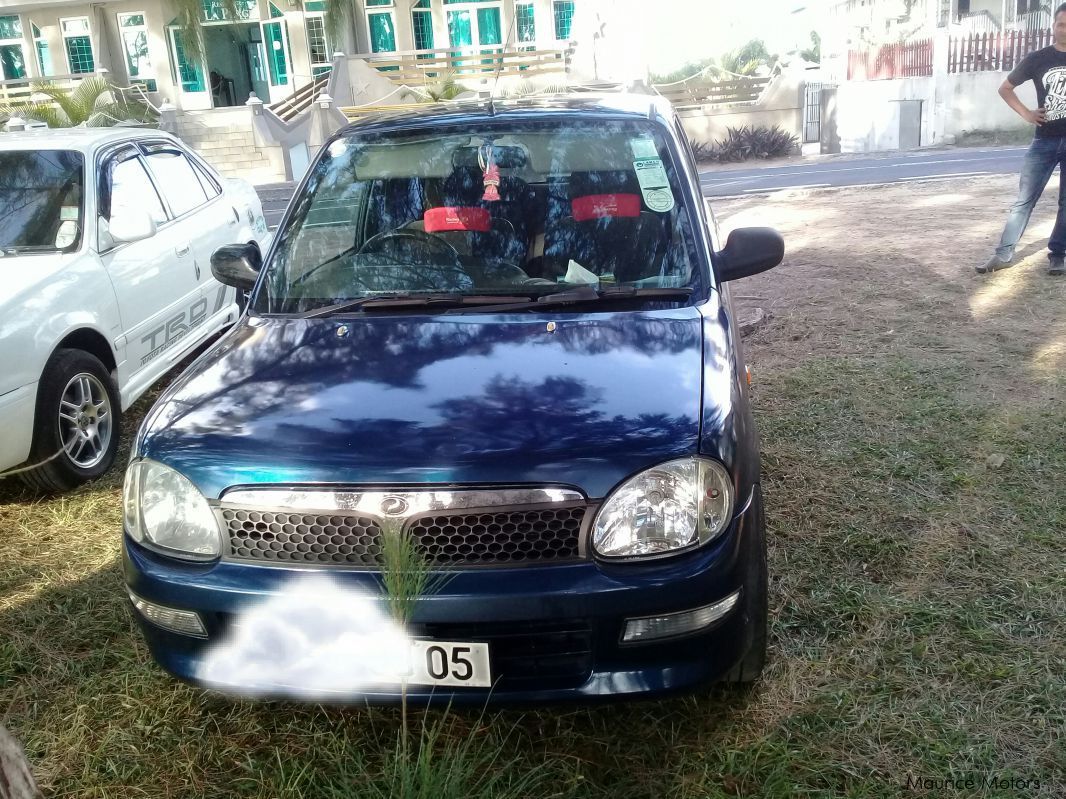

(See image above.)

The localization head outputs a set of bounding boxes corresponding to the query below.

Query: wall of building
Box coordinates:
[675,73,806,147]
[834,68,1037,151]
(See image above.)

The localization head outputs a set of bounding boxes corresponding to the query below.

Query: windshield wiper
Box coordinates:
[300,293,536,318]
[443,285,694,314]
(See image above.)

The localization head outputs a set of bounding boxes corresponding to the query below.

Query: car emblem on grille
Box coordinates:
[380,496,409,516]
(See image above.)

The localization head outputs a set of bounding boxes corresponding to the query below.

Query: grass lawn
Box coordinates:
[1,175,1064,798]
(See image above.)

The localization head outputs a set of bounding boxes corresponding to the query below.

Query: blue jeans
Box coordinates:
[996,135,1066,260]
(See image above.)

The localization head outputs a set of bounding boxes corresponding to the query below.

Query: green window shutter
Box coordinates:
[306,16,329,63]
[368,13,396,53]
[447,10,471,47]
[120,14,146,27]
[304,0,327,11]
[414,0,430,7]
[476,6,501,45]
[553,0,574,39]
[270,3,284,19]
[516,4,536,42]
[36,39,52,76]
[172,30,205,91]
[0,15,22,40]
[0,44,26,80]
[366,0,392,6]
[65,35,95,74]
[264,21,289,84]
[412,10,434,50]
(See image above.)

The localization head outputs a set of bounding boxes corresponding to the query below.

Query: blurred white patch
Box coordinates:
[198,576,411,698]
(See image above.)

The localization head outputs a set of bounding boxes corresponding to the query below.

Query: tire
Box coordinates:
[20,349,122,493]
[721,484,768,685]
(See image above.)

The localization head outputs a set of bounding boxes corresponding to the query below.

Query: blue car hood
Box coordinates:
[141,308,713,499]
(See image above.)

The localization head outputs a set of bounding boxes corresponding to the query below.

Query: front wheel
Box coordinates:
[20,349,122,492]
[721,484,768,684]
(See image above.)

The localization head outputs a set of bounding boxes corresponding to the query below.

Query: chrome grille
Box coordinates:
[218,489,588,568]
[408,507,584,565]
[221,508,383,565]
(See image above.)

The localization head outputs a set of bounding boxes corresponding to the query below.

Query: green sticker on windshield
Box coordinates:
[61,205,79,221]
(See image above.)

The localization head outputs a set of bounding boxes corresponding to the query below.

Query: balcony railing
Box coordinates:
[0,72,106,109]
[350,43,573,85]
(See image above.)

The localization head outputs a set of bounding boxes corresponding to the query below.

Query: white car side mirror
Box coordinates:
[109,209,157,244]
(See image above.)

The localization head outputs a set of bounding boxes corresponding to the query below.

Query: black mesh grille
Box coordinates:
[407,507,584,565]
[415,620,594,690]
[221,504,586,567]
[221,508,383,565]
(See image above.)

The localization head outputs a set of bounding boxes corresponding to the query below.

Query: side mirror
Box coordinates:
[210,243,262,292]
[108,208,157,244]
[715,227,784,282]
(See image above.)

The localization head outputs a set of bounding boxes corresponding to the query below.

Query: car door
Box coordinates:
[97,144,202,389]
[139,141,238,322]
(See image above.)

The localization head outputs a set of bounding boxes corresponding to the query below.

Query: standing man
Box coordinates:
[980,3,1066,275]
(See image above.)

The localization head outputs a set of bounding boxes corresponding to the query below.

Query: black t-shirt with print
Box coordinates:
[1008,46,1066,138]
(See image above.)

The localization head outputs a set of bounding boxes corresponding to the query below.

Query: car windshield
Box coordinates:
[0,150,84,254]
[258,118,704,314]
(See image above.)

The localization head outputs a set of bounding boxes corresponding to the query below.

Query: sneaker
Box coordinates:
[976,253,1014,273]
[1049,255,1065,275]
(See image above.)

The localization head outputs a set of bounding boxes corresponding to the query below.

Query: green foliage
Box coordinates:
[0,77,157,128]
[711,125,798,162]
[717,39,776,77]
[422,74,465,102]
[650,57,716,85]
[329,715,551,799]
[171,0,242,64]
[688,137,716,161]
[800,31,821,64]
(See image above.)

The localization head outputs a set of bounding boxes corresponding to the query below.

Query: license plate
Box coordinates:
[407,640,492,688]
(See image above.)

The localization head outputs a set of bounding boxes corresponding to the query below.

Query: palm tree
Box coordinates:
[1,77,157,128]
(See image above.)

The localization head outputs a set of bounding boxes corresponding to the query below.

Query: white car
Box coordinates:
[0,128,270,491]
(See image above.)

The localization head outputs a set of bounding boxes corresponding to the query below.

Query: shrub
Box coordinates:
[713,125,798,162]
[688,138,716,161]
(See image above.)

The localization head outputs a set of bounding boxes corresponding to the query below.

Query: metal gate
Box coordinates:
[803,82,822,143]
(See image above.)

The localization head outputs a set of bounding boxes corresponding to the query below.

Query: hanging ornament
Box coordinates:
[479,144,501,202]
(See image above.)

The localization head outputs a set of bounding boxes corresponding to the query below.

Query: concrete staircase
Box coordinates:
[177,124,285,185]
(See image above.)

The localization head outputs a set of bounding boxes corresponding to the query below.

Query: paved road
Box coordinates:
[255,146,1030,226]
[700,146,1027,197]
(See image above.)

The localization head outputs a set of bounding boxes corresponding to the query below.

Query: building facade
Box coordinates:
[0,0,580,110]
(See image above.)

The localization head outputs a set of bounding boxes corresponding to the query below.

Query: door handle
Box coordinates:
[175,244,191,257]
[194,260,201,281]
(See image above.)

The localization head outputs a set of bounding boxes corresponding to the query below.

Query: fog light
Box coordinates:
[127,590,207,638]
[622,591,741,644]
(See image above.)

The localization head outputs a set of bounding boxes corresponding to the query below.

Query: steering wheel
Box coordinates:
[358,228,462,266]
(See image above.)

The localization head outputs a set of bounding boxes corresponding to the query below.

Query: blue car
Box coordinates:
[122,95,784,703]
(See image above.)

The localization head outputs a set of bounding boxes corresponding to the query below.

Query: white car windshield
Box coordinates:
[0,150,84,254]
[258,118,703,314]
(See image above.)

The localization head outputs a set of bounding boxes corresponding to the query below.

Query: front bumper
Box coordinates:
[123,498,760,704]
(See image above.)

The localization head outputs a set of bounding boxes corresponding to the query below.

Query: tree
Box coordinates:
[800,31,821,64]
[716,39,777,77]
[0,77,157,128]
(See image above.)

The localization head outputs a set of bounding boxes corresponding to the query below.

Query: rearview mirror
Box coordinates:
[715,227,784,282]
[108,209,157,244]
[211,243,262,292]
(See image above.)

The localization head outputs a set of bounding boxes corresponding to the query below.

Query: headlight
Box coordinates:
[123,460,221,560]
[592,458,734,559]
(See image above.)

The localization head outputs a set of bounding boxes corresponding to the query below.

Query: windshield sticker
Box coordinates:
[55,220,78,249]
[629,137,659,159]
[633,158,674,212]
[564,259,599,285]
[60,205,79,221]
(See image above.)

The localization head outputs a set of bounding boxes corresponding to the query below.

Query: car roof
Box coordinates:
[339,93,677,135]
[0,127,176,153]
